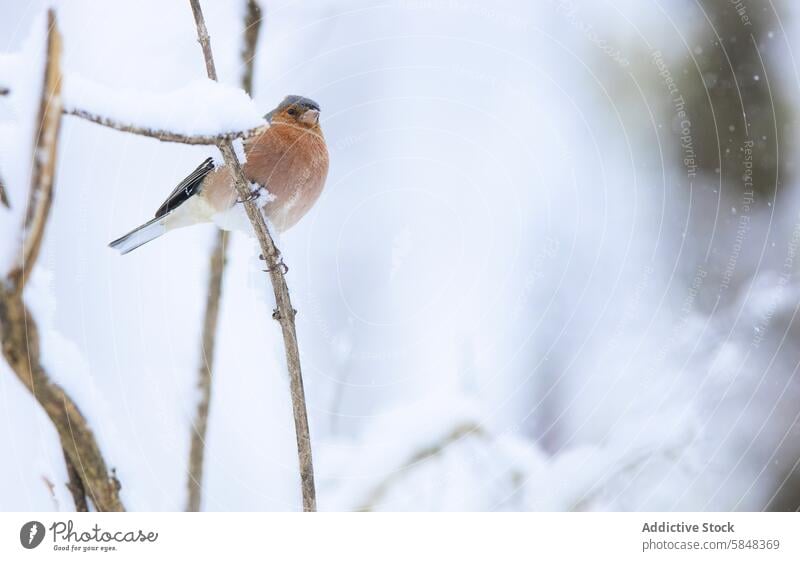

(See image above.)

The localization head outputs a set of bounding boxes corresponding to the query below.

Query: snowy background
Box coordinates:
[2,0,800,511]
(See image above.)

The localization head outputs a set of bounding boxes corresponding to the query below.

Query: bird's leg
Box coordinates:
[263,259,289,275]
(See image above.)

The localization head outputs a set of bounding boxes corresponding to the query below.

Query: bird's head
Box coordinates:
[265,95,321,131]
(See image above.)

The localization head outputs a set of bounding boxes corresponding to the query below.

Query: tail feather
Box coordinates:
[109,215,167,255]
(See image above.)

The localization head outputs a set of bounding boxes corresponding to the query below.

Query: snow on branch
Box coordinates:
[7,14,62,291]
[0,10,124,512]
[64,106,264,145]
[62,74,267,145]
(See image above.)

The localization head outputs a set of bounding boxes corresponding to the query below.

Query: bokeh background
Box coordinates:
[2,0,800,511]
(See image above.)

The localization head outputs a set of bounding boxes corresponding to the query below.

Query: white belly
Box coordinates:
[210,188,276,235]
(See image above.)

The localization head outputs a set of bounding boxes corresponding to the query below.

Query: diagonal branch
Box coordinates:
[0,294,124,511]
[64,107,265,145]
[188,0,317,512]
[0,10,124,512]
[186,0,263,512]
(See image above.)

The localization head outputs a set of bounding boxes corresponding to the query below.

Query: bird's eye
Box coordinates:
[287,108,298,116]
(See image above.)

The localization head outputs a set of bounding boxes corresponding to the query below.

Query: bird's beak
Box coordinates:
[300,109,320,125]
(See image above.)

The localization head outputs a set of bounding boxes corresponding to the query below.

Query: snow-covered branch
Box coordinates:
[61,74,266,145]
[0,10,124,512]
[64,107,264,145]
[7,13,61,292]
[188,0,318,512]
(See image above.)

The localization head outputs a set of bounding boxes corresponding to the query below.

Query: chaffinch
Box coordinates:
[110,95,328,254]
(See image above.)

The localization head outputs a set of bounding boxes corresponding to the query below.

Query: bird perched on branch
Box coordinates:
[110,95,328,254]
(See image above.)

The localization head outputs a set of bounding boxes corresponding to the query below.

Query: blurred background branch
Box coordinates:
[356,423,484,512]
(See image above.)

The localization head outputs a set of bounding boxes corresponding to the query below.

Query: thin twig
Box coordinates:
[41,476,60,510]
[0,10,125,512]
[188,0,317,511]
[186,0,262,513]
[64,107,264,145]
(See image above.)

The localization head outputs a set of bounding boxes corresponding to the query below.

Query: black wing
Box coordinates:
[154,158,215,218]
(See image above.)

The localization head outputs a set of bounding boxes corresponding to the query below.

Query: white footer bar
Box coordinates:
[1,512,797,560]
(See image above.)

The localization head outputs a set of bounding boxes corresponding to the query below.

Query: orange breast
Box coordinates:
[243,123,329,232]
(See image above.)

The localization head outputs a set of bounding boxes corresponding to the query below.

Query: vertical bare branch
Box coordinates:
[191,2,218,81]
[186,0,263,512]
[241,0,262,95]
[0,10,125,512]
[186,232,228,511]
[188,0,317,511]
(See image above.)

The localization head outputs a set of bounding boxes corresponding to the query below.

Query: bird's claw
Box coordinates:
[260,249,287,274]
[236,187,261,204]
[262,259,289,274]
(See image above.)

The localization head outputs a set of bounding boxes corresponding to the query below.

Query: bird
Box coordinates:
[109,95,329,254]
